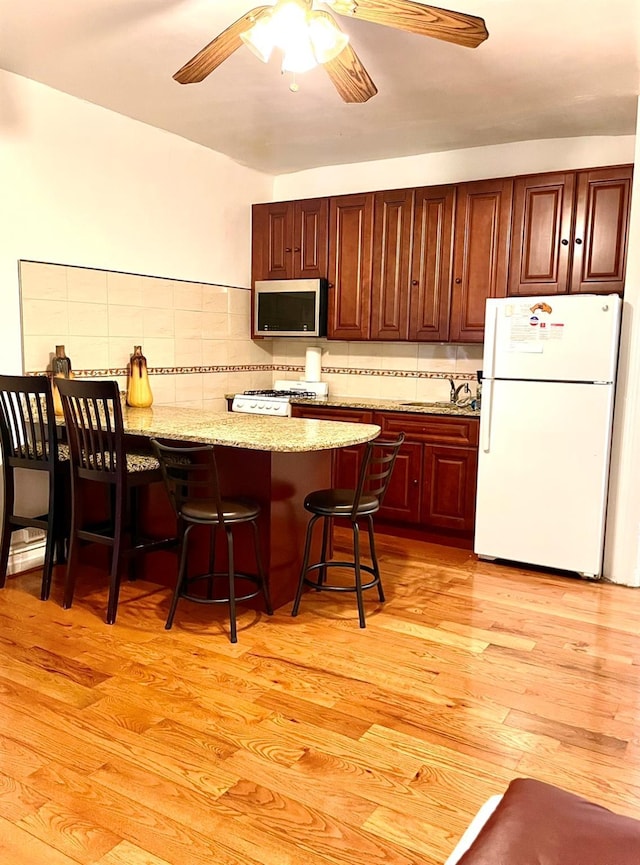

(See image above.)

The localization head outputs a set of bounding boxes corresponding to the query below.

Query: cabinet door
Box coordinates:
[508,172,575,296]
[377,441,423,524]
[294,198,329,279]
[327,193,374,340]
[449,178,513,343]
[370,189,414,341]
[571,166,633,294]
[252,201,294,281]
[422,445,477,532]
[409,185,455,341]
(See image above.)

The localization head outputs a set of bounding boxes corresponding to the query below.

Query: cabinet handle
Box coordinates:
[455,277,462,284]
[328,283,335,289]
[294,247,301,252]
[561,239,569,246]
[285,247,292,253]
[575,238,583,245]
[412,478,419,486]
[411,280,419,286]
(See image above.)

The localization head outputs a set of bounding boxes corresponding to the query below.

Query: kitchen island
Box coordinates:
[118,406,380,609]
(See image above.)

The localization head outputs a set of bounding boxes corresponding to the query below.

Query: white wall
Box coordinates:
[0,69,274,375]
[604,111,640,586]
[274,136,636,199]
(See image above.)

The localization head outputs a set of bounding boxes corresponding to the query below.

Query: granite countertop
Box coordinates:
[289,395,481,417]
[226,393,480,418]
[123,405,380,453]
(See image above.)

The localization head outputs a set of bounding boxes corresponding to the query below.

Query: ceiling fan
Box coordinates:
[173,0,488,103]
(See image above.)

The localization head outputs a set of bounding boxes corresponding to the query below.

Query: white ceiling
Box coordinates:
[1,0,639,175]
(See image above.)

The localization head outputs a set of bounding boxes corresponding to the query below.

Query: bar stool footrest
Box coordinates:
[182,571,264,605]
[302,560,380,593]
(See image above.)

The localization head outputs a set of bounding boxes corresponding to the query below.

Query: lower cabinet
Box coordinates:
[291,404,479,546]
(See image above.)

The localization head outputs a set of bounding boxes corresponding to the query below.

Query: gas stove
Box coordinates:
[231,380,329,416]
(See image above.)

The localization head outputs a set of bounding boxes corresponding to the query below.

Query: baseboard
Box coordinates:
[7,531,46,576]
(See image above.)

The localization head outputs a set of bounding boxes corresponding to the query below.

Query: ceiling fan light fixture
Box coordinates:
[308,11,349,64]
[240,11,276,63]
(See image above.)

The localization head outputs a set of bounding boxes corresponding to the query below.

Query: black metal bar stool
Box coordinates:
[292,433,405,628]
[57,378,174,624]
[150,440,273,643]
[0,374,70,600]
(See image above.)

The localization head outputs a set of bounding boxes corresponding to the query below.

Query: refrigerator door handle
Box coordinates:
[482,378,493,453]
[484,303,499,380]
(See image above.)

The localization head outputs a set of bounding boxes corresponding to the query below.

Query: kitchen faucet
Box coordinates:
[447,378,470,405]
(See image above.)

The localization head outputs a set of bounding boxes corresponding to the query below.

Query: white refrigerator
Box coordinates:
[474,294,622,578]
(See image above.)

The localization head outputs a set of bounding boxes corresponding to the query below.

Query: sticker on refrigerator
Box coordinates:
[507,305,544,352]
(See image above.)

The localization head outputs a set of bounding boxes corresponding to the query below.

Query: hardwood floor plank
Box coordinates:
[17,799,121,864]
[95,840,173,865]
[0,770,48,822]
[0,813,80,865]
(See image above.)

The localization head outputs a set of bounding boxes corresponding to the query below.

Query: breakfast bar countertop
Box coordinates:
[123,404,380,452]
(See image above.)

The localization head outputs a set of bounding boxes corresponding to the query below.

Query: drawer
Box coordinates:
[291,406,374,424]
[374,411,479,447]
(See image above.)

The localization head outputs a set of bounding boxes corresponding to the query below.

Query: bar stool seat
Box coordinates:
[151,440,273,643]
[292,433,405,628]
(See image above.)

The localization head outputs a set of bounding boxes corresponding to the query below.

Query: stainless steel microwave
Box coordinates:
[253,278,328,337]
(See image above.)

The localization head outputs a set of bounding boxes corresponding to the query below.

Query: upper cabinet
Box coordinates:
[369,186,455,342]
[251,163,633,343]
[449,178,514,343]
[327,192,375,341]
[508,165,633,296]
[252,198,329,282]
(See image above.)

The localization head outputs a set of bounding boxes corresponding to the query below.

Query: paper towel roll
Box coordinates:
[305,346,322,382]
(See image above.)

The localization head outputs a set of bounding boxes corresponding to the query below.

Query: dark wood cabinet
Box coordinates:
[422,444,477,532]
[509,172,576,296]
[251,163,632,343]
[252,198,328,282]
[376,440,423,524]
[509,165,632,296]
[327,193,375,340]
[409,185,456,341]
[370,188,414,341]
[369,186,456,342]
[571,166,633,294]
[449,178,513,343]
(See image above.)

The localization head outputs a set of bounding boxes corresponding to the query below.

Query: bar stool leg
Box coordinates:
[0,469,15,588]
[166,522,191,630]
[352,520,366,628]
[319,516,331,587]
[292,513,319,617]
[366,514,385,602]
[63,482,83,610]
[250,520,272,615]
[106,491,125,625]
[40,472,57,601]
[226,527,237,644]
[207,524,217,600]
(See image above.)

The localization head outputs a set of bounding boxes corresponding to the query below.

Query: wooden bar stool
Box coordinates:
[57,378,174,624]
[292,433,405,628]
[0,374,69,600]
[150,440,273,643]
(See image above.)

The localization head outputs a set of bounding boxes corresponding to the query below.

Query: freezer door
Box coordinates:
[484,294,621,383]
[474,379,614,576]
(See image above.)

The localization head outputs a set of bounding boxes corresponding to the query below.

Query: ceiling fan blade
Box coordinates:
[324,43,378,103]
[328,0,488,49]
[174,5,269,84]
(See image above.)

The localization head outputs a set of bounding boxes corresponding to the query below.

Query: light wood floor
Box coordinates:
[1,532,640,864]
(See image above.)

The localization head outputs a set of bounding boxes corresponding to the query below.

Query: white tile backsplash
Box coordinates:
[19,262,483,410]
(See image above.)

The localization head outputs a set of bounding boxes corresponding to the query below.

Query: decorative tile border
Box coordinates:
[27,363,477,381]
